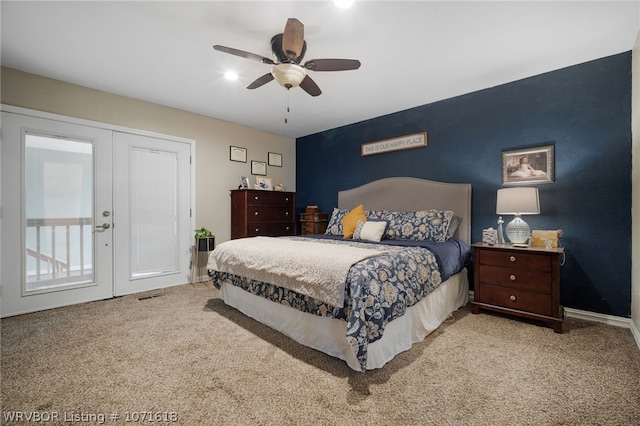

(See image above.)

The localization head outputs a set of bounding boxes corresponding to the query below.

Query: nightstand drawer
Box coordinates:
[478,266,551,293]
[477,249,551,272]
[479,284,553,316]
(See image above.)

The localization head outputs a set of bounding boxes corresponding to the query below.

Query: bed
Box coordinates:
[207,177,472,371]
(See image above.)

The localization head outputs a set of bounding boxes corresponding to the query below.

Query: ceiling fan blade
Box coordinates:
[299,75,322,97]
[303,59,361,71]
[282,18,305,61]
[247,73,275,89]
[213,45,274,65]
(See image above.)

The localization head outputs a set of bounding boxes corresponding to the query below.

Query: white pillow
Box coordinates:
[353,220,388,242]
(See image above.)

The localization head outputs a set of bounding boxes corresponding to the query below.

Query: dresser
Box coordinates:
[230,189,296,239]
[470,243,564,333]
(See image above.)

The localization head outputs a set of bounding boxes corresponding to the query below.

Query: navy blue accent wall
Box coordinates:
[296,52,632,318]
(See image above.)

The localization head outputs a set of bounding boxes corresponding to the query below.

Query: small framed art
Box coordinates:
[251,160,267,176]
[230,146,247,163]
[256,177,272,191]
[268,152,283,167]
[502,144,554,185]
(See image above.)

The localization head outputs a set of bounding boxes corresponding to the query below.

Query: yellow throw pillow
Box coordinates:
[341,204,366,239]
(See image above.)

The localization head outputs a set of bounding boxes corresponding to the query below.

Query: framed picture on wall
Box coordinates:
[268,152,282,167]
[251,160,267,176]
[502,144,554,185]
[230,146,247,163]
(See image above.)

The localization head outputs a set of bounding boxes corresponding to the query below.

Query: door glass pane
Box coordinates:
[24,133,94,291]
[129,147,178,279]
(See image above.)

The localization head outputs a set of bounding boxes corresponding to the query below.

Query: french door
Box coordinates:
[1,109,193,317]
[113,132,191,296]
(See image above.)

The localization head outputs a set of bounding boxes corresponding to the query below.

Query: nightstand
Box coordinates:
[470,243,564,333]
[300,211,328,235]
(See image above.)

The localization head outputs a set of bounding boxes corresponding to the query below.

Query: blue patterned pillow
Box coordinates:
[324,208,349,235]
[382,210,455,242]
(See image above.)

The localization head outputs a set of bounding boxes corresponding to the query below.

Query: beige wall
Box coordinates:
[632,32,639,340]
[1,67,296,244]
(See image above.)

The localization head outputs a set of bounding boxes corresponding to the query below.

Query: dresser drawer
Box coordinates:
[477,249,551,272]
[478,265,552,293]
[247,221,295,237]
[479,284,553,316]
[247,191,294,206]
[248,206,294,222]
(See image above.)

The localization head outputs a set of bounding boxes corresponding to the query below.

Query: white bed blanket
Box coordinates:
[207,236,384,307]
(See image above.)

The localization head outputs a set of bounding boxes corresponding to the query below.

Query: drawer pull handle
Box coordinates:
[285,197,289,201]
[255,228,260,233]
[509,294,517,302]
[285,211,289,216]
[285,226,290,231]
[509,255,516,263]
[510,274,516,281]
[254,211,259,216]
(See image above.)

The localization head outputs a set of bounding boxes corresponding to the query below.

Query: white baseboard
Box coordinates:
[468,292,640,350]
[631,321,640,350]
[564,307,640,350]
[563,307,631,328]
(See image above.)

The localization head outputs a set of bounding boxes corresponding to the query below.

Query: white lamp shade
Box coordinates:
[496,187,540,215]
[271,63,307,88]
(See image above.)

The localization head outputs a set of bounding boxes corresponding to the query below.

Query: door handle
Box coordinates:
[95,223,111,232]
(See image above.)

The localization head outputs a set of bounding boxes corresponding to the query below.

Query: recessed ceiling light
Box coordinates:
[224,71,239,81]
[333,0,354,9]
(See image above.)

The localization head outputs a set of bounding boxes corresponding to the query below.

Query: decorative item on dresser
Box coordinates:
[230,189,296,239]
[471,243,564,333]
[299,205,328,235]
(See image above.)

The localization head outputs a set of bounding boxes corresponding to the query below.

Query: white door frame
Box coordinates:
[0,105,196,317]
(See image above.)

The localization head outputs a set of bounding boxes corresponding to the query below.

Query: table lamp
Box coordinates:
[496,187,540,244]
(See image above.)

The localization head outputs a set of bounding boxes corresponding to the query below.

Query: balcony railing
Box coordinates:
[25,217,93,287]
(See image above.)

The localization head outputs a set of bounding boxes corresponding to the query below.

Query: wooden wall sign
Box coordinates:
[361,132,427,156]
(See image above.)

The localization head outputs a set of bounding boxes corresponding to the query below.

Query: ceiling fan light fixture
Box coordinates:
[223,71,239,81]
[272,63,306,88]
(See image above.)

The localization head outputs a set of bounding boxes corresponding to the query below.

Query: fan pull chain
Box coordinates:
[284,88,290,124]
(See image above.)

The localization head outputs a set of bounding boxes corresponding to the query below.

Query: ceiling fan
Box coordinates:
[213,18,361,97]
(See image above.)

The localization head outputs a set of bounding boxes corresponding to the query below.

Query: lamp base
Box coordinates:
[505,215,530,244]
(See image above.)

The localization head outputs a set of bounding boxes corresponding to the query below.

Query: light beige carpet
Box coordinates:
[2,283,639,425]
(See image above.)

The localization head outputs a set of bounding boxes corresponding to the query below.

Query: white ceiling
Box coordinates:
[2,1,639,139]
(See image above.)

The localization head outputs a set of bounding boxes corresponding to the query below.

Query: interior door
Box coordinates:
[1,112,114,316]
[113,132,191,296]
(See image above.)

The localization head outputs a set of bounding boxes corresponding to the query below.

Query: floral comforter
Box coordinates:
[208,236,470,371]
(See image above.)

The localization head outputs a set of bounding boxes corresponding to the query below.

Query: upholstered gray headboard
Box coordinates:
[337,177,472,244]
